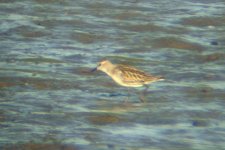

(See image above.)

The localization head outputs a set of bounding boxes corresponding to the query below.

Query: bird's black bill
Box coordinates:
[91,67,97,72]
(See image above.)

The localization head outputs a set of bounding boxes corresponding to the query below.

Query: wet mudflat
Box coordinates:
[0,0,225,150]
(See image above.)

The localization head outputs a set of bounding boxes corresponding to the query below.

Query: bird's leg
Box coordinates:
[139,85,149,102]
[127,88,131,99]
[122,88,130,105]
[144,84,149,93]
[125,88,130,102]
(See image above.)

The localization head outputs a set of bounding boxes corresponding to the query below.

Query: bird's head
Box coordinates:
[91,59,112,72]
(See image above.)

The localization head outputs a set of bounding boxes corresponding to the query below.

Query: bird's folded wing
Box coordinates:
[117,65,151,83]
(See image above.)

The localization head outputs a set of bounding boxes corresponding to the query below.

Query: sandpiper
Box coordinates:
[91,60,164,102]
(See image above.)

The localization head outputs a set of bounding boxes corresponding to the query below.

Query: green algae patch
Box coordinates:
[180,16,225,27]
[3,143,78,150]
[152,37,204,52]
[19,57,64,64]
[88,114,122,125]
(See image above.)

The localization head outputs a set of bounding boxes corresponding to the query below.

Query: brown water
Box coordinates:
[0,0,225,150]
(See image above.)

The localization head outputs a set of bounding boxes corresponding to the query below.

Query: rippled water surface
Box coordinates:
[0,0,225,149]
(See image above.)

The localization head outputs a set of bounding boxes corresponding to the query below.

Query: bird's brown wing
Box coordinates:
[117,65,155,84]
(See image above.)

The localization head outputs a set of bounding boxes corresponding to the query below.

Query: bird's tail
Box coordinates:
[156,76,165,81]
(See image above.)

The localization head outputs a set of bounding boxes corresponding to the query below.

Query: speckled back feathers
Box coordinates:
[116,64,163,85]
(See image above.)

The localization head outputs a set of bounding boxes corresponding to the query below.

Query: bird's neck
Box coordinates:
[102,64,115,76]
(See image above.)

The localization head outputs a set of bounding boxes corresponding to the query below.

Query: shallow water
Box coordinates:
[0,0,225,150]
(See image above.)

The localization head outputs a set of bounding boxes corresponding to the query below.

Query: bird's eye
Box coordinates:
[98,63,101,67]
